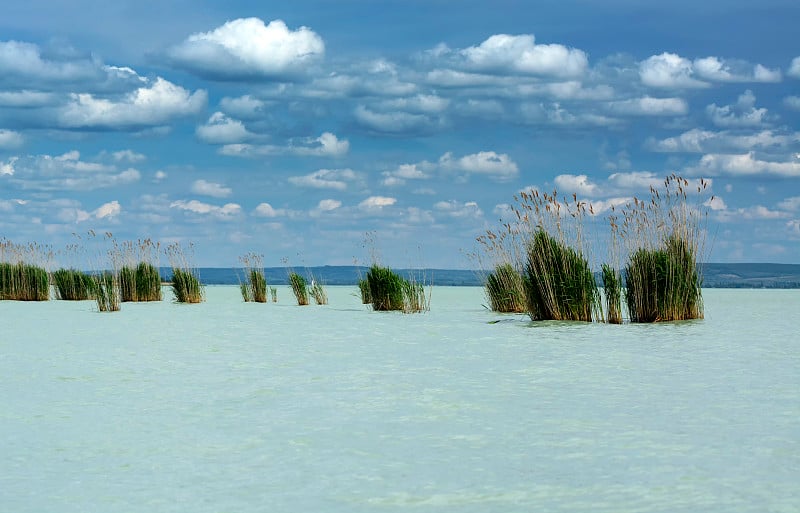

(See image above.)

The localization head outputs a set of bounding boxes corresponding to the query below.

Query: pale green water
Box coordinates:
[2,287,798,512]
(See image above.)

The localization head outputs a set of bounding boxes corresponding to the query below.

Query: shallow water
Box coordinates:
[2,287,798,512]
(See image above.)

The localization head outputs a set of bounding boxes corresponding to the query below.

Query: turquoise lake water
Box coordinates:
[2,286,798,512]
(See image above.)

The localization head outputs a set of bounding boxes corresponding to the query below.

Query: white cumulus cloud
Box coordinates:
[196,112,253,144]
[689,152,800,177]
[0,150,141,190]
[94,200,121,219]
[170,199,242,219]
[0,129,23,149]
[220,132,348,158]
[439,151,519,182]
[191,179,232,198]
[167,18,324,80]
[459,34,588,78]
[288,168,358,190]
[554,174,601,196]
[706,90,769,128]
[788,57,800,78]
[606,96,688,116]
[59,77,207,129]
[253,202,286,217]
[640,53,781,88]
[359,196,396,210]
[639,53,708,88]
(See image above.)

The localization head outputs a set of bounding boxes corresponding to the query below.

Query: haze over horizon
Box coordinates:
[1,0,799,268]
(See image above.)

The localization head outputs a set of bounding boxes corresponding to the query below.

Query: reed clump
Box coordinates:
[114,239,162,302]
[366,265,405,311]
[624,236,703,322]
[484,263,526,313]
[52,268,95,300]
[0,262,50,301]
[0,240,52,301]
[524,229,600,322]
[94,272,121,312]
[365,265,429,313]
[239,253,267,303]
[310,279,328,305]
[288,272,309,306]
[477,190,600,321]
[357,278,371,304]
[618,175,706,322]
[166,243,204,303]
[401,275,430,313]
[601,264,622,324]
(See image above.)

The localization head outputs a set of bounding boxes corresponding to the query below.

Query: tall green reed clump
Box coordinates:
[52,268,95,300]
[288,272,309,305]
[524,229,599,322]
[364,265,430,313]
[365,265,405,311]
[86,231,122,312]
[401,274,430,313]
[484,263,526,313]
[357,278,371,304]
[475,221,528,314]
[618,175,706,322]
[495,190,600,322]
[239,253,267,303]
[166,243,204,303]
[94,272,121,312]
[115,239,162,302]
[601,263,622,324]
[309,277,328,305]
[0,240,51,301]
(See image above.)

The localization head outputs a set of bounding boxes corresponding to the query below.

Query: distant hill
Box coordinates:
[160,263,800,288]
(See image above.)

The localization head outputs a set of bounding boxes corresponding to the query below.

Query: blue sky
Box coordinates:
[1,0,799,268]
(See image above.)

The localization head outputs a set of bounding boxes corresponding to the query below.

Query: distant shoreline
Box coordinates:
[154,264,800,289]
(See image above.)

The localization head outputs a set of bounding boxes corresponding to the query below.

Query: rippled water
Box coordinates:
[2,287,798,512]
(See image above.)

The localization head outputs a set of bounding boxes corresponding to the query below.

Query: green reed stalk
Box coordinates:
[366,265,405,311]
[135,262,162,302]
[171,268,203,303]
[601,264,622,324]
[524,230,600,322]
[288,272,309,306]
[52,268,95,300]
[485,263,526,313]
[94,272,121,312]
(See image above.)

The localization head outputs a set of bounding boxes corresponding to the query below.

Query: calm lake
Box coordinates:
[2,287,798,512]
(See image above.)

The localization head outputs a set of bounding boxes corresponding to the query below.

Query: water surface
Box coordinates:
[2,287,798,512]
